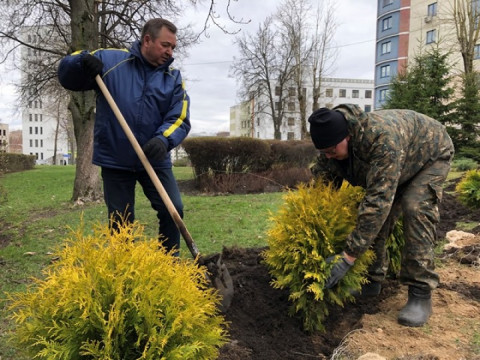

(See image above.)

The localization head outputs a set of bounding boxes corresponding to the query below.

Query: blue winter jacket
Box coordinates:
[57,40,191,170]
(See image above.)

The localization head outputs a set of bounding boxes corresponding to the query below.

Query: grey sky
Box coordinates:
[0,0,377,134]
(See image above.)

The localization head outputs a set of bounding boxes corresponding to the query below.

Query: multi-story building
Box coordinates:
[0,123,8,152]
[20,26,72,165]
[230,77,374,140]
[375,0,474,109]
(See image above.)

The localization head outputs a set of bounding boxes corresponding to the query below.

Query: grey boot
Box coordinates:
[398,286,432,327]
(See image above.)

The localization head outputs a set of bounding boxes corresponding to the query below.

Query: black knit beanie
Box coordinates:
[308,108,348,149]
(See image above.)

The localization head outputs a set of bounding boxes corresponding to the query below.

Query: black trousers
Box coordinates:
[101,166,183,253]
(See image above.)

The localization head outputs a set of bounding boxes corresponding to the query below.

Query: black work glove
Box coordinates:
[81,54,103,78]
[142,137,167,162]
[324,254,354,289]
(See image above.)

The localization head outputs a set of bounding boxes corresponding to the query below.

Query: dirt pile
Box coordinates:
[215,191,480,360]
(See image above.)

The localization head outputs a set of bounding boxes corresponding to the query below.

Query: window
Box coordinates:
[30,139,33,147]
[381,65,391,78]
[379,89,389,101]
[35,127,38,135]
[29,114,32,121]
[382,16,393,31]
[475,44,480,59]
[275,86,281,96]
[35,114,38,121]
[365,105,372,113]
[29,127,32,134]
[381,41,392,55]
[428,2,437,16]
[287,132,295,140]
[426,29,436,44]
[352,90,359,98]
[288,102,295,111]
[288,117,295,126]
[339,89,347,98]
[365,90,372,98]
[325,88,333,97]
[473,0,480,18]
[383,0,393,6]
[288,87,296,96]
[275,102,282,110]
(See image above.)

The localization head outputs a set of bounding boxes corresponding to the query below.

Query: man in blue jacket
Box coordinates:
[58,18,191,254]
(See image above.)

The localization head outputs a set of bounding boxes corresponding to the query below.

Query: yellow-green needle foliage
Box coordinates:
[263,180,375,332]
[456,169,480,208]
[7,221,228,360]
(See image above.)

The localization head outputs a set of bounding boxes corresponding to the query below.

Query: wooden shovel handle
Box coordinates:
[95,75,200,258]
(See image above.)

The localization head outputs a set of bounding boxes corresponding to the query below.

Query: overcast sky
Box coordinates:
[0,0,377,134]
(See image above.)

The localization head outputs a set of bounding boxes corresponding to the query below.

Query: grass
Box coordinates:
[0,165,284,358]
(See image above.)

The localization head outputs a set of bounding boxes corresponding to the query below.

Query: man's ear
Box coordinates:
[142,34,152,46]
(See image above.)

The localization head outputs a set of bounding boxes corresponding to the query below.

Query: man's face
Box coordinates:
[141,27,177,67]
[319,136,349,160]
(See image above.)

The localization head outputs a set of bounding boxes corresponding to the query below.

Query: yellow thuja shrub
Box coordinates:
[263,180,375,332]
[456,169,480,208]
[8,220,228,360]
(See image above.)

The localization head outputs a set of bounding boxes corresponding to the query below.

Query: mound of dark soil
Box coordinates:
[214,181,480,359]
[218,247,401,359]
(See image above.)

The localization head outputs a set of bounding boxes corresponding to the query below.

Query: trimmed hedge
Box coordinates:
[183,137,316,177]
[0,153,36,174]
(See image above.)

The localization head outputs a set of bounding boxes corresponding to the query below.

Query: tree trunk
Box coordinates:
[68,0,102,202]
[69,92,102,203]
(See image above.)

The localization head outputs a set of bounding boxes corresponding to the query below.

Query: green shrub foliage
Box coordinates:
[456,169,480,208]
[452,157,478,171]
[0,153,36,174]
[386,218,404,276]
[8,221,228,360]
[263,181,375,332]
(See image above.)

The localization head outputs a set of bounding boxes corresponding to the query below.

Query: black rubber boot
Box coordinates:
[398,286,432,327]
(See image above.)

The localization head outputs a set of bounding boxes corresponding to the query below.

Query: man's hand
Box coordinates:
[142,137,167,162]
[324,253,354,289]
[81,54,103,79]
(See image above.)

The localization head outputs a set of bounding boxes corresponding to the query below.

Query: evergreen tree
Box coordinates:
[451,72,480,160]
[383,47,454,125]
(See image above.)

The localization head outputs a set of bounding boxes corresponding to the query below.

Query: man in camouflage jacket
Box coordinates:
[309,104,454,327]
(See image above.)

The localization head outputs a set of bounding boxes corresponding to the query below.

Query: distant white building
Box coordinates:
[0,123,9,152]
[230,77,374,140]
[20,26,73,165]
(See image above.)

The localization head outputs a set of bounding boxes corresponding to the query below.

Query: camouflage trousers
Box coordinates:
[368,151,454,291]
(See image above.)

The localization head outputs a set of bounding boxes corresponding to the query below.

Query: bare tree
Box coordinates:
[276,0,314,139]
[452,0,480,74]
[0,0,245,202]
[311,0,337,112]
[232,16,295,139]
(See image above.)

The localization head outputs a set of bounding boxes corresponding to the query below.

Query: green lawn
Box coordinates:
[0,165,285,358]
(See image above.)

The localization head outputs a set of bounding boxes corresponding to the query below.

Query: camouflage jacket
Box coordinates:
[311,104,454,257]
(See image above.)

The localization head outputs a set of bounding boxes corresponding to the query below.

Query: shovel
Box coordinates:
[95,75,234,311]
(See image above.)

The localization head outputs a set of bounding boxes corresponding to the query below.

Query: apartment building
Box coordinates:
[20,26,72,165]
[0,123,8,152]
[375,0,476,109]
[230,77,374,140]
